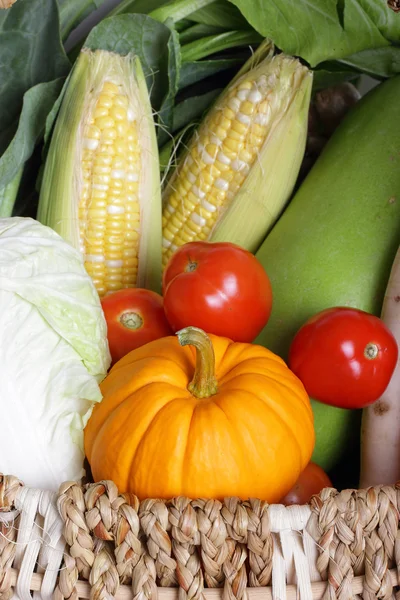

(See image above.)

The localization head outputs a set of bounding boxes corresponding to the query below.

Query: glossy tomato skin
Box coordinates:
[101,288,173,364]
[280,462,333,506]
[289,307,398,409]
[162,241,273,342]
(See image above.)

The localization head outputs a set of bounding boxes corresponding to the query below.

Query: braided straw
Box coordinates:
[170,497,203,600]
[192,498,228,588]
[140,499,177,587]
[221,498,249,600]
[244,499,273,587]
[84,481,158,600]
[113,493,142,583]
[0,475,23,600]
[55,482,95,600]
[5,473,400,599]
[89,539,120,600]
[84,482,120,600]
[362,486,399,600]
[394,483,400,595]
[307,486,400,600]
[0,475,22,512]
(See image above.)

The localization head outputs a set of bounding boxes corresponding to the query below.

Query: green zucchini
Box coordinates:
[255,75,400,473]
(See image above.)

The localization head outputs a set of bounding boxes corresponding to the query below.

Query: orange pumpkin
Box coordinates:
[84,327,315,502]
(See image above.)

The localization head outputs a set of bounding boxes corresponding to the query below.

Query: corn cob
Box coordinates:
[37,49,161,297]
[161,44,312,267]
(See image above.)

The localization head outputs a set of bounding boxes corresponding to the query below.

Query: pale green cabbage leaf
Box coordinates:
[0,217,111,490]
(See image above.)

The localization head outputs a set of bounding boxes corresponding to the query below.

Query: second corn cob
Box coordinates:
[37,48,161,297]
[161,44,313,267]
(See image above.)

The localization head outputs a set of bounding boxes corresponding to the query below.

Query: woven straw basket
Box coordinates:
[1,474,400,600]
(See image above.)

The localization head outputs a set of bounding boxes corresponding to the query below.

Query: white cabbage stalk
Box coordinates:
[0,217,111,490]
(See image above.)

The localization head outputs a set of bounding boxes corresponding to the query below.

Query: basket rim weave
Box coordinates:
[1,473,400,600]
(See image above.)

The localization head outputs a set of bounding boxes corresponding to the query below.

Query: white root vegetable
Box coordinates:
[359,245,400,488]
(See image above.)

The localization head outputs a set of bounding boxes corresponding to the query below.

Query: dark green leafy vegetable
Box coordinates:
[227,0,399,66]
[356,0,400,41]
[0,79,65,188]
[179,23,225,44]
[172,88,221,131]
[338,46,400,78]
[157,26,182,146]
[149,0,217,23]
[84,14,173,110]
[174,18,194,32]
[3,0,400,223]
[0,0,69,146]
[179,57,243,88]
[0,0,69,213]
[0,169,22,217]
[312,68,360,92]
[190,0,250,29]
[180,29,263,61]
[58,0,109,40]
[108,0,162,15]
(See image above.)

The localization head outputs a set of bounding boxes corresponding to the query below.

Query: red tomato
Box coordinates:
[101,288,173,364]
[281,462,333,505]
[162,241,273,342]
[289,307,398,409]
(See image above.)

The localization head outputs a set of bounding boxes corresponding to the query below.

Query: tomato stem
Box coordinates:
[364,343,379,360]
[120,312,143,330]
[176,326,218,398]
[185,260,198,272]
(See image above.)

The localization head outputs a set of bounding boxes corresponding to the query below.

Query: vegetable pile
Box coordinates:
[1,0,400,499]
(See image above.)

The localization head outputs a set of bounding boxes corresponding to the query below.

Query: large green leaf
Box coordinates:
[227,0,397,66]
[179,23,225,44]
[190,0,250,29]
[357,0,400,41]
[157,26,182,146]
[312,68,360,91]
[181,29,262,62]
[0,0,69,150]
[172,88,221,131]
[58,0,109,40]
[149,0,217,23]
[0,79,65,190]
[0,169,23,218]
[338,46,400,78]
[179,57,243,88]
[107,0,170,17]
[84,14,173,110]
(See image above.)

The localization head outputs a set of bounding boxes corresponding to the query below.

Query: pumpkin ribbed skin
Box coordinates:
[84,333,314,502]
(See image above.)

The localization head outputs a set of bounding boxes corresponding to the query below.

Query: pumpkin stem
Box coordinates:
[176,327,218,398]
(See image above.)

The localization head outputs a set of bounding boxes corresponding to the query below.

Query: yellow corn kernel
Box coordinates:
[231,120,247,135]
[110,106,127,121]
[84,125,101,140]
[97,95,113,108]
[102,128,117,143]
[75,79,143,296]
[102,81,120,95]
[238,80,253,91]
[162,70,276,266]
[95,116,115,130]
[240,101,256,115]
[114,95,129,107]
[93,107,109,119]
